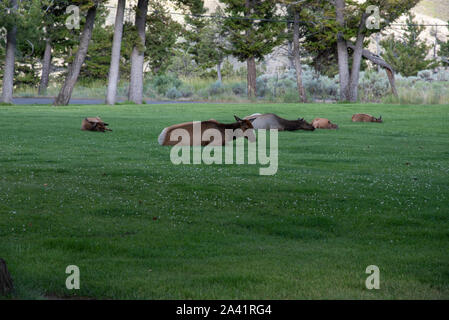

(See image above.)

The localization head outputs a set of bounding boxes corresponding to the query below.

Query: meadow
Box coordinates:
[0,102,448,299]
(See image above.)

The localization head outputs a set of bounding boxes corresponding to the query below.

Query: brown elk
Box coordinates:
[81,117,112,132]
[158,116,255,146]
[351,114,383,123]
[312,118,339,129]
[243,113,315,131]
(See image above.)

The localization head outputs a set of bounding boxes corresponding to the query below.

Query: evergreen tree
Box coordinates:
[120,1,182,77]
[381,13,438,76]
[128,0,149,104]
[177,0,207,67]
[106,0,126,105]
[283,0,312,102]
[219,0,286,97]
[54,0,104,105]
[195,7,228,82]
[79,7,112,81]
[37,0,75,94]
[144,1,183,75]
[80,25,114,81]
[437,21,449,66]
[0,0,18,103]
[299,0,419,101]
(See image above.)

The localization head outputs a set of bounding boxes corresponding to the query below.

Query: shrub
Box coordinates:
[231,82,247,96]
[418,69,433,81]
[418,68,449,82]
[178,84,194,98]
[208,81,225,95]
[301,66,338,100]
[147,74,182,95]
[256,74,271,97]
[358,71,390,102]
[166,87,183,99]
[434,69,449,81]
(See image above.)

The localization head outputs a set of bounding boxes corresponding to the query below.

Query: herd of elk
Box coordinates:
[81,111,383,143]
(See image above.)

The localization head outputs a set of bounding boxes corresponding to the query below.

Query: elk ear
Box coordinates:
[234,115,243,122]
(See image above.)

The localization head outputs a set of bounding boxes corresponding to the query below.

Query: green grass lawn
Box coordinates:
[0,103,448,299]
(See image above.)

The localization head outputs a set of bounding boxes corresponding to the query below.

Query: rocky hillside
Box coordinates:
[413,0,449,22]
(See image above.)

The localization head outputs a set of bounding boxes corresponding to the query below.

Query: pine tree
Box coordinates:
[195,7,227,82]
[437,21,449,66]
[299,0,419,101]
[105,0,126,105]
[219,0,286,97]
[380,13,437,77]
[128,0,149,104]
[54,0,105,106]
[79,24,114,81]
[37,0,75,95]
[144,1,183,75]
[78,6,113,81]
[0,0,19,103]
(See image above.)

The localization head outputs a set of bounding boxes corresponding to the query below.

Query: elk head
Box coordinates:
[234,115,254,131]
[297,117,315,131]
[234,115,255,142]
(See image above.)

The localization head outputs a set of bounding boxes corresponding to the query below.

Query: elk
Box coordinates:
[81,117,112,132]
[158,116,255,146]
[243,113,315,131]
[351,114,383,123]
[312,118,339,129]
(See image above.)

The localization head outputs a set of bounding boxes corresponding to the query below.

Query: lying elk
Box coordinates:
[158,116,255,146]
[312,118,339,129]
[244,113,315,131]
[81,117,112,132]
[351,114,383,123]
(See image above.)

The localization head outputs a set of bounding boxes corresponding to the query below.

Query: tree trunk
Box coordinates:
[38,38,52,96]
[217,61,222,83]
[293,9,306,103]
[287,41,295,70]
[128,0,149,104]
[1,0,18,104]
[106,0,126,105]
[335,0,349,102]
[375,33,381,73]
[244,0,257,98]
[385,68,398,98]
[348,13,368,102]
[347,43,398,98]
[0,258,14,296]
[54,4,97,106]
[247,57,256,98]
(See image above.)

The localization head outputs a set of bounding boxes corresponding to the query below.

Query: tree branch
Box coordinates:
[347,42,399,98]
